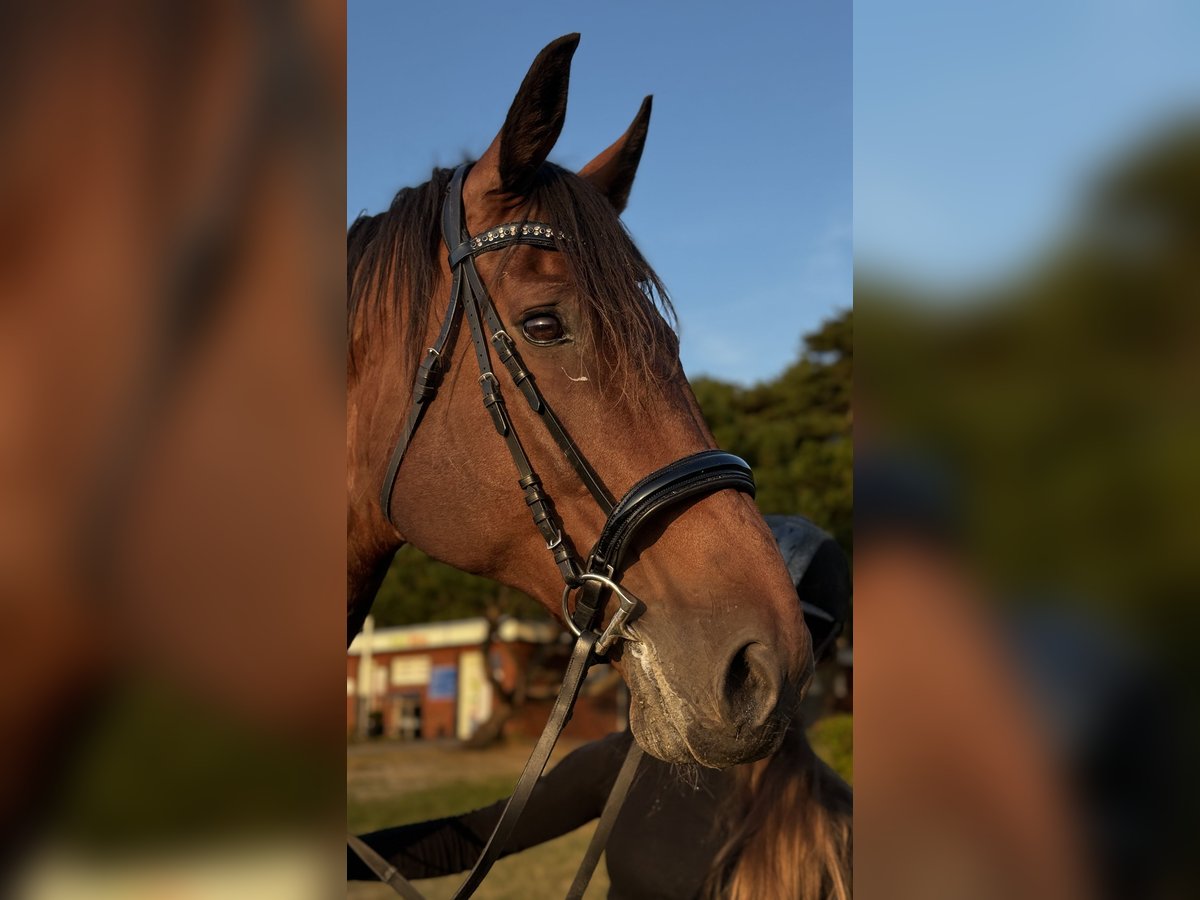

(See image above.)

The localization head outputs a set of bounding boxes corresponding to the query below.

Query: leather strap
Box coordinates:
[565,742,644,900]
[450,630,598,898]
[444,164,598,583]
[590,450,754,573]
[347,631,599,900]
[347,834,427,900]
[461,263,581,583]
[476,289,615,513]
[448,221,562,267]
[378,276,464,521]
[569,450,755,633]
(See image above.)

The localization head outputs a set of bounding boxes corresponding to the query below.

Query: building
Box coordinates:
[347,616,624,742]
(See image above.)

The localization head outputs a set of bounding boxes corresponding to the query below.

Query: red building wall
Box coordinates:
[349,638,624,743]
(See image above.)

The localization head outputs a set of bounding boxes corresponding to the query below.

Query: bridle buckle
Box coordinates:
[595,591,638,656]
[560,572,641,656]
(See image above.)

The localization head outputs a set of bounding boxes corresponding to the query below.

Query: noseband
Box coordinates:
[355,164,756,899]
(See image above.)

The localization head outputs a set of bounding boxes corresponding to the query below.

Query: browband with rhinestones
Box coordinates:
[448,221,567,267]
[472,222,566,250]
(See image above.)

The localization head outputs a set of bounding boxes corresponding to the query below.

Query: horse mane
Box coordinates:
[703,720,853,900]
[347,163,678,398]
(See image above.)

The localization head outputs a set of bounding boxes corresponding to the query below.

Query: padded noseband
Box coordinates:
[591,449,755,574]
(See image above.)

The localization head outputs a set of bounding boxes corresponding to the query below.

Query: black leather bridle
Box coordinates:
[351,163,757,899]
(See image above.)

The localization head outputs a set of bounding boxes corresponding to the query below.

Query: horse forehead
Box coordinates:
[483,244,573,285]
[461,189,547,236]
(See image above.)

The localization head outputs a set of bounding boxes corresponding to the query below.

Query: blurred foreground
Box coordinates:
[1,2,345,896]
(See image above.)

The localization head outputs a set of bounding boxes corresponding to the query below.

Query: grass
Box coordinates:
[809,713,854,784]
[349,777,517,833]
[347,742,608,900]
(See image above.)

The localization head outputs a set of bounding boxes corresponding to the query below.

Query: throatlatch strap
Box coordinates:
[378,270,464,522]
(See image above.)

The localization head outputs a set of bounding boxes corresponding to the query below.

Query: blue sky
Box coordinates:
[855,0,1200,292]
[348,0,851,386]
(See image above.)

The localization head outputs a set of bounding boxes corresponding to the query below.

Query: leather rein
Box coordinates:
[352,163,756,899]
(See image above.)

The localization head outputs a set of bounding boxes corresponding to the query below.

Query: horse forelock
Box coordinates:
[346,163,679,403]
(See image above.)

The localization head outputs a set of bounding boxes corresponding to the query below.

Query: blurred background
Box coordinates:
[855,1,1198,897]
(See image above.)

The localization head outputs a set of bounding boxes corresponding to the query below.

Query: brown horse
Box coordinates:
[347,34,812,768]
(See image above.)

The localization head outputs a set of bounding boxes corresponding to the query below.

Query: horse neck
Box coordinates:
[346,535,397,646]
[346,276,427,629]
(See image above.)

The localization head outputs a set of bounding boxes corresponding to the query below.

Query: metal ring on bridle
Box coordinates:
[560,572,641,655]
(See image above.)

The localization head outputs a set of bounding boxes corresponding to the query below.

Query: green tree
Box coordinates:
[856,122,1200,628]
[692,309,853,552]
[370,546,544,628]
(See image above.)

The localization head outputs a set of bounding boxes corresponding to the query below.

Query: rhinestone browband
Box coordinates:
[468,222,566,252]
[449,221,567,267]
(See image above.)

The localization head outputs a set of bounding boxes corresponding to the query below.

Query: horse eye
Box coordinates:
[521,314,564,344]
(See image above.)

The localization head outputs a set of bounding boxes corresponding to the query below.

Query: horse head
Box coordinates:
[348,34,812,768]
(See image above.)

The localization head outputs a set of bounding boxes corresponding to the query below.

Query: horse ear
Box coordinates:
[579,96,652,213]
[471,33,579,199]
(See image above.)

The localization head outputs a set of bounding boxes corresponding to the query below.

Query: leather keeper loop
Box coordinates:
[553,545,576,570]
[521,480,548,505]
[414,356,442,401]
[556,555,581,586]
[571,578,605,632]
[492,329,516,360]
[587,554,612,578]
[480,383,508,435]
[447,240,475,268]
[492,332,543,412]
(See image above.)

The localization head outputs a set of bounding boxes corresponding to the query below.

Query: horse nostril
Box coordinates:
[720,642,780,730]
[724,643,754,700]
